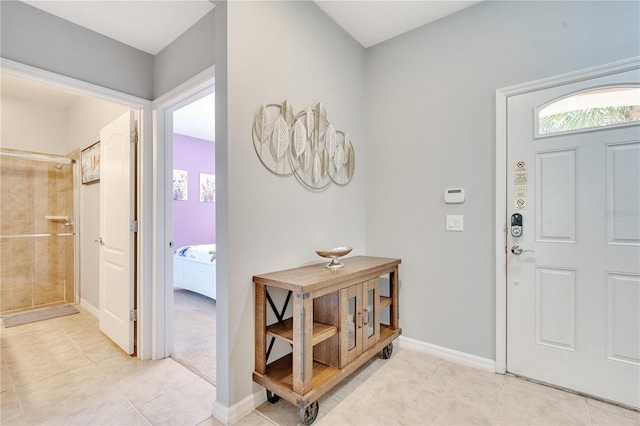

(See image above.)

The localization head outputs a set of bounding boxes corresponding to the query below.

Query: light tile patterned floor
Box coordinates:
[1,308,215,425]
[1,308,638,425]
[250,349,639,426]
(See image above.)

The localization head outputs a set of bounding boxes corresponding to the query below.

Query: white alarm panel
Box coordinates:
[444,188,465,203]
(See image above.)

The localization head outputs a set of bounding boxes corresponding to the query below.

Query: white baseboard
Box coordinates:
[252,387,268,409]
[212,400,229,426]
[213,390,266,425]
[399,336,496,373]
[80,299,99,318]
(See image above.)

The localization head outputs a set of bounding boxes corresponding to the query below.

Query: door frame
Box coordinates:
[1,58,155,359]
[151,66,215,359]
[494,56,640,374]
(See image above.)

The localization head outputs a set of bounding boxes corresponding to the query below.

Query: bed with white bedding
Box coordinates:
[173,244,216,300]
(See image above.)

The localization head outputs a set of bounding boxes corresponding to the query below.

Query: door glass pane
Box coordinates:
[367,288,374,338]
[348,296,356,350]
[537,87,640,136]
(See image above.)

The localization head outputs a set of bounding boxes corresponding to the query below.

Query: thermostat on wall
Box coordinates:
[444,188,465,204]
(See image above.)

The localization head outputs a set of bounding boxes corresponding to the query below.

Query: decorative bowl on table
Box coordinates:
[315,247,353,269]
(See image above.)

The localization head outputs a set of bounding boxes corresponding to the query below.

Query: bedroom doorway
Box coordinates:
[168,88,217,385]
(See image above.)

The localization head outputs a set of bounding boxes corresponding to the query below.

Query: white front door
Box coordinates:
[99,111,136,355]
[506,70,640,408]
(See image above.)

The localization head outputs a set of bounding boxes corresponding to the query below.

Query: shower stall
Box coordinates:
[0,149,79,313]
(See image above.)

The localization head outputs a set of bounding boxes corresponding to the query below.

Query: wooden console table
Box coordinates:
[253,256,401,424]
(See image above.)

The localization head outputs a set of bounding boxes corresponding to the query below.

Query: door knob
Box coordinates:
[511,245,534,255]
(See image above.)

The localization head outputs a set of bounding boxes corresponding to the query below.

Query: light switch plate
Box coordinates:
[446,215,463,231]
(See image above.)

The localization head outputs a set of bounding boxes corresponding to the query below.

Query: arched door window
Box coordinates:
[536,87,640,137]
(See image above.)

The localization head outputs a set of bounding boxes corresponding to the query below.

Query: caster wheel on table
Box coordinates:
[266,390,280,404]
[381,342,393,359]
[299,401,319,425]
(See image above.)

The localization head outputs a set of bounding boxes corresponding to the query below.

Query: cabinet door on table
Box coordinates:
[340,279,380,367]
[362,278,380,352]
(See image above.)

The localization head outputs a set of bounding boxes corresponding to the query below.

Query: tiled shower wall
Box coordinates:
[0,151,76,312]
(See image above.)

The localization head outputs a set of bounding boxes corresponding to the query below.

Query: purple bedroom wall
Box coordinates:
[173,133,215,250]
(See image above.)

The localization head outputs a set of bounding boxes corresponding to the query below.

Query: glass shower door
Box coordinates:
[0,150,77,313]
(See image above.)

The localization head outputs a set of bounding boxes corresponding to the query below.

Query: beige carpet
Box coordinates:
[172,289,216,385]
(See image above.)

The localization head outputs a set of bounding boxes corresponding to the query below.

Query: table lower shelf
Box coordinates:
[261,353,341,392]
[253,325,401,408]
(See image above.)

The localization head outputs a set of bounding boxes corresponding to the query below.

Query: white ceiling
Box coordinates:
[20,1,483,53]
[3,0,482,141]
[22,0,216,55]
[1,73,83,108]
[173,93,215,142]
[315,0,482,48]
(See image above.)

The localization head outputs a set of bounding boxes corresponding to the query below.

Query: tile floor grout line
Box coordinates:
[253,409,280,425]
[59,318,89,360]
[120,386,155,426]
[4,354,29,426]
[490,376,506,425]
[584,396,598,426]
[6,318,59,426]
[391,385,422,426]
[391,355,444,426]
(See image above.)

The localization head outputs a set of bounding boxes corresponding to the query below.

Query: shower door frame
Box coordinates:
[0,150,80,305]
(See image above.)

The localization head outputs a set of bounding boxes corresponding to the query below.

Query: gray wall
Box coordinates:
[154,9,216,98]
[365,0,640,360]
[218,1,367,406]
[0,1,154,100]
[213,0,230,408]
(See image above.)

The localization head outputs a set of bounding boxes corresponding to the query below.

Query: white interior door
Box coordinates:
[506,70,639,408]
[99,110,136,355]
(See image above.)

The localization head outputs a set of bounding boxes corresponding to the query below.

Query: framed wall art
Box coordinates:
[199,173,215,203]
[173,169,188,201]
[81,141,100,184]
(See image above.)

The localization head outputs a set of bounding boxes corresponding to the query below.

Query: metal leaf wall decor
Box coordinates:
[251,100,355,190]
